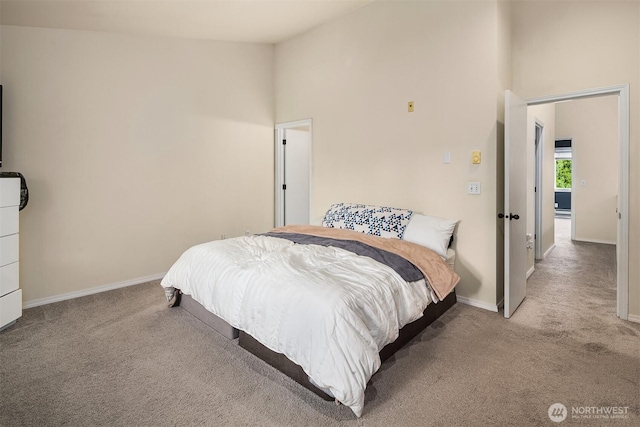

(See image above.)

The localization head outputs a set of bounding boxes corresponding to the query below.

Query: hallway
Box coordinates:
[513,217,636,348]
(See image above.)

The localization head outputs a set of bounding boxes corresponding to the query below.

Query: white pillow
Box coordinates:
[402,214,458,259]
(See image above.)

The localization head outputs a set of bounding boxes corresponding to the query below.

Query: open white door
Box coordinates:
[504,90,528,318]
[283,129,311,225]
[275,119,312,227]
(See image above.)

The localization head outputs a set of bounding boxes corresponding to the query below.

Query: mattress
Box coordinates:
[178,248,456,341]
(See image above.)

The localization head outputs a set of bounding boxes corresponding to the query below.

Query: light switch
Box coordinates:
[472,151,482,164]
[443,152,451,164]
[408,101,414,112]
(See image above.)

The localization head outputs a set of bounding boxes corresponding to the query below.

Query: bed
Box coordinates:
[161,204,460,417]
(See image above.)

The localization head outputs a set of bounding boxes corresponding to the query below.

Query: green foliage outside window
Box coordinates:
[556,159,572,189]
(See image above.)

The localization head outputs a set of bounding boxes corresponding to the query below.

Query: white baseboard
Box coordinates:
[574,237,616,245]
[22,273,166,309]
[456,295,500,313]
[526,265,535,279]
[544,244,556,258]
[627,314,640,324]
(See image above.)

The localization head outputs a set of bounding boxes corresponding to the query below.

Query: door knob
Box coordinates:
[511,214,520,220]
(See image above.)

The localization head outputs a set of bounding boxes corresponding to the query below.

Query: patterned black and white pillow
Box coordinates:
[322,203,414,239]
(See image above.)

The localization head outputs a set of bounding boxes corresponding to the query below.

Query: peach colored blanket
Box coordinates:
[271,225,460,301]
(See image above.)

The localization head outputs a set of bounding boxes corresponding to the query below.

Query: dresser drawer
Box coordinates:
[0,178,20,208]
[0,206,18,237]
[0,288,22,329]
[0,262,19,297]
[0,234,19,267]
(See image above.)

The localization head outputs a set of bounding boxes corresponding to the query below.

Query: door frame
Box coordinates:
[274,119,313,227]
[534,120,544,260]
[527,84,629,320]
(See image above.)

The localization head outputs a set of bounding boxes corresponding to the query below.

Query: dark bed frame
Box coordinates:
[180,290,457,401]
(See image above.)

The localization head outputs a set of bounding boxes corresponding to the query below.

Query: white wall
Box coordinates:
[556,96,618,244]
[512,0,639,318]
[526,103,555,272]
[276,1,505,308]
[0,26,275,303]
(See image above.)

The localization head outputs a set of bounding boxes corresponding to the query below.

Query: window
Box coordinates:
[556,159,572,189]
[555,139,572,191]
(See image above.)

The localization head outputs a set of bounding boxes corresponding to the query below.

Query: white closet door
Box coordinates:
[283,129,310,225]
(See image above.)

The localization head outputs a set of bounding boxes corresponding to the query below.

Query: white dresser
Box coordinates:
[0,177,21,330]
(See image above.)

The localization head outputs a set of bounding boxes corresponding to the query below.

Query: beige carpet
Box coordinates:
[1,221,638,426]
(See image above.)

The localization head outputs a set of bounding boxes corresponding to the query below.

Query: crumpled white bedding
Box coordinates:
[161,235,433,417]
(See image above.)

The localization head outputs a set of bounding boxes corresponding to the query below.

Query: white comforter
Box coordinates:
[161,235,433,417]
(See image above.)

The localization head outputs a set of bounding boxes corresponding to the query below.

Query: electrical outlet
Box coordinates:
[468,182,481,195]
[221,234,227,240]
[245,230,251,236]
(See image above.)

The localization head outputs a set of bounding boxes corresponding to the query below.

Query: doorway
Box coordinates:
[274,119,312,227]
[553,139,572,218]
[527,85,629,320]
